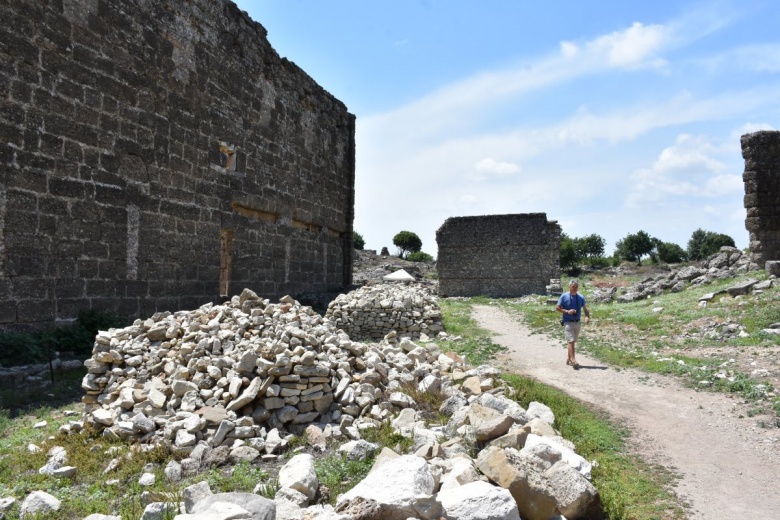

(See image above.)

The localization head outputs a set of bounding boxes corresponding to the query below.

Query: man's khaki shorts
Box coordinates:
[564,321,582,342]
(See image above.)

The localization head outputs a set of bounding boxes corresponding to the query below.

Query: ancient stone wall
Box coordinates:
[436,214,561,297]
[742,131,780,266]
[0,0,355,327]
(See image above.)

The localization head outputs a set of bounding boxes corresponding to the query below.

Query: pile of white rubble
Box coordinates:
[34,284,603,519]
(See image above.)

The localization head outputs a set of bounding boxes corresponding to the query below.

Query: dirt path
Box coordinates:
[472,304,780,520]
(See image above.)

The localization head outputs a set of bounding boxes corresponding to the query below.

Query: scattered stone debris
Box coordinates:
[595,247,761,303]
[3,283,602,519]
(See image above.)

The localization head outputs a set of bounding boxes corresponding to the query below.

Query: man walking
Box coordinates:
[556,279,590,368]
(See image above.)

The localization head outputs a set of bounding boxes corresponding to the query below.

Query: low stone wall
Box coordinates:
[324,283,443,341]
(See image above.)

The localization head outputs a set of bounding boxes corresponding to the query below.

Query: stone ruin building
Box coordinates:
[742,130,780,267]
[0,0,356,328]
[436,214,561,297]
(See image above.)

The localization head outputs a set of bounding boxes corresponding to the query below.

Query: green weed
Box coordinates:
[314,453,374,505]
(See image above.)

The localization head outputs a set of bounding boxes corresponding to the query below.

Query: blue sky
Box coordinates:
[234,0,779,257]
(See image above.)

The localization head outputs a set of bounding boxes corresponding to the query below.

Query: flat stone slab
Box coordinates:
[727,279,758,296]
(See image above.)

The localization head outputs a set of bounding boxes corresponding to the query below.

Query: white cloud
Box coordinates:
[654,134,727,172]
[473,157,520,177]
[625,134,741,209]
[586,22,668,69]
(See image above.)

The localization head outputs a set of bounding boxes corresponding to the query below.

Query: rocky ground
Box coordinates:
[351,250,437,286]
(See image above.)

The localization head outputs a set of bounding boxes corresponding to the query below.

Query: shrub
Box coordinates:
[352,231,365,250]
[589,256,611,268]
[0,332,44,366]
[407,251,434,263]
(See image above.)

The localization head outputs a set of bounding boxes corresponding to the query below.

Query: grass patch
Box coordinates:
[504,374,685,520]
[205,461,270,493]
[314,453,374,505]
[438,298,507,365]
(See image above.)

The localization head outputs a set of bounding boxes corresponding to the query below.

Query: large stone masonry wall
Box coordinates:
[436,214,561,297]
[743,131,780,266]
[0,0,355,327]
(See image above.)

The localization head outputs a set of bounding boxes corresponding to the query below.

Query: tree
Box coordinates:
[687,229,736,260]
[352,231,365,250]
[559,233,578,271]
[560,232,606,270]
[580,233,606,260]
[614,230,655,265]
[392,231,422,258]
[655,240,688,264]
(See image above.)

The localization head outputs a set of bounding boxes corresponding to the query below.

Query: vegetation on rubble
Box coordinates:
[352,230,365,250]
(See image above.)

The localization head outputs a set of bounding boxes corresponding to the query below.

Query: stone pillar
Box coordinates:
[742,131,780,266]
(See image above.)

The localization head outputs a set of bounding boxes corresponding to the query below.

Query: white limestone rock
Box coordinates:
[336,455,435,519]
[437,481,520,520]
[526,401,556,425]
[20,491,61,516]
[278,453,318,502]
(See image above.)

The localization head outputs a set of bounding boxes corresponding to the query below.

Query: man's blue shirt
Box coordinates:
[558,292,585,322]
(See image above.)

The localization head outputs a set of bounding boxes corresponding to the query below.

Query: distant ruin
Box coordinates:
[0,0,355,327]
[742,131,780,267]
[436,214,561,297]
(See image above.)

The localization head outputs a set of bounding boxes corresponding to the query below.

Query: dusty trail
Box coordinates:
[472,304,780,520]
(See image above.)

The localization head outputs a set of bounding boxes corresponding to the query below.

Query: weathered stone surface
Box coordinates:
[727,278,759,296]
[437,480,521,520]
[526,402,555,425]
[475,414,515,442]
[436,214,561,297]
[544,460,600,519]
[226,377,268,412]
[20,491,61,516]
[189,493,275,520]
[338,440,380,461]
[475,446,558,520]
[183,481,213,514]
[278,454,318,501]
[439,458,481,490]
[0,0,355,328]
[337,455,435,519]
